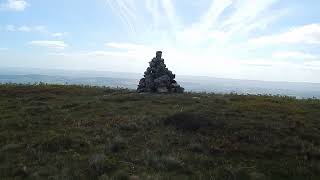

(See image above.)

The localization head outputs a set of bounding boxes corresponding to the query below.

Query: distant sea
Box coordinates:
[1,67,320,99]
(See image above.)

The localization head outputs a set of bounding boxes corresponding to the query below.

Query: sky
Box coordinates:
[0,0,320,83]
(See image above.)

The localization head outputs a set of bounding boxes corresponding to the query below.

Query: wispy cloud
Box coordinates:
[198,0,232,30]
[48,51,131,58]
[161,0,180,28]
[145,0,161,28]
[106,0,181,33]
[272,51,317,60]
[0,0,29,11]
[106,0,138,33]
[18,25,31,32]
[5,25,16,31]
[50,42,155,61]
[29,41,68,50]
[3,24,68,37]
[177,0,233,44]
[106,42,155,59]
[106,42,151,50]
[222,0,279,33]
[104,0,292,60]
[105,0,283,46]
[4,25,47,33]
[250,24,320,45]
[174,0,283,48]
[303,61,320,70]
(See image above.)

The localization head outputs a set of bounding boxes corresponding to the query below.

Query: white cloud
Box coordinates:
[29,41,68,50]
[303,61,320,70]
[3,25,68,38]
[86,51,143,58]
[4,25,47,32]
[50,42,156,62]
[49,51,130,58]
[18,25,31,32]
[51,32,68,37]
[46,39,320,83]
[106,42,155,60]
[5,25,16,31]
[98,42,320,82]
[106,42,151,50]
[250,24,320,45]
[272,51,317,60]
[0,0,29,11]
[33,26,47,33]
[208,30,229,41]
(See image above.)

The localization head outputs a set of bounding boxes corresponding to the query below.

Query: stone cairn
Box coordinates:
[137,51,184,93]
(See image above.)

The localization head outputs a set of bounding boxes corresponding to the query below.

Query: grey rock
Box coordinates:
[157,87,169,93]
[154,75,170,87]
[156,51,162,59]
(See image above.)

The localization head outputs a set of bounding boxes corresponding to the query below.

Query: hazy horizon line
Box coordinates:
[1,66,320,85]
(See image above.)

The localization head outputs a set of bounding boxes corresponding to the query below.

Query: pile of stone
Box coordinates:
[137,51,184,93]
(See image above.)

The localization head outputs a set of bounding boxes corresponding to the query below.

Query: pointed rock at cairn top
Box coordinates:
[156,51,162,59]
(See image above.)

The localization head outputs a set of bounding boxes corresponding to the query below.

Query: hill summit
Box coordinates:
[1,84,320,179]
[137,51,184,93]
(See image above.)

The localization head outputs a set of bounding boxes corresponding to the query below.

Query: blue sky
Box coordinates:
[1,0,320,83]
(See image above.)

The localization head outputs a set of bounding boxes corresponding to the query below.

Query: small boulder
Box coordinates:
[157,87,169,93]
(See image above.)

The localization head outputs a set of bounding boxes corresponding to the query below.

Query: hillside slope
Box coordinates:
[0,84,320,180]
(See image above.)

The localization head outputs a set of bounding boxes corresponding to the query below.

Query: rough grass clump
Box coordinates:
[88,154,116,177]
[187,142,205,153]
[164,112,212,131]
[212,166,268,180]
[38,135,90,153]
[143,151,184,172]
[107,135,127,153]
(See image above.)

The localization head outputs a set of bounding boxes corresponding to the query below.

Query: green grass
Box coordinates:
[0,84,320,180]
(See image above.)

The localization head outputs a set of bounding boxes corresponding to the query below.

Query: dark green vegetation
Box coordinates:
[1,84,320,180]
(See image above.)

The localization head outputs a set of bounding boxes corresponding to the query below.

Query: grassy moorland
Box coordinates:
[0,84,320,180]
